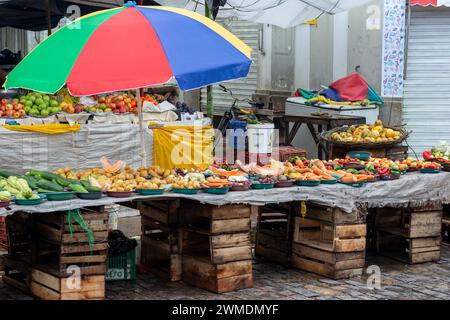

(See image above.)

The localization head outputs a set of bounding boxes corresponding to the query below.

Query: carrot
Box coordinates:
[313,160,327,172]
[342,176,357,183]
[295,168,313,174]
[295,160,305,168]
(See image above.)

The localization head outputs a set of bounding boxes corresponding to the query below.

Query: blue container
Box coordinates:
[229,120,247,150]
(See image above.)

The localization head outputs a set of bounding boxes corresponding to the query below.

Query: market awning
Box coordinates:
[185,0,373,29]
[411,0,450,6]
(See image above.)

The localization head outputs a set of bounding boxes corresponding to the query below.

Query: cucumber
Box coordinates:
[37,179,64,192]
[28,170,59,181]
[37,188,54,193]
[55,176,71,187]
[0,170,20,178]
[69,183,88,193]
[85,185,101,192]
[20,175,38,190]
[79,180,92,189]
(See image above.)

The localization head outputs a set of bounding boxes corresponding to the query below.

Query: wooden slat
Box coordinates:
[31,268,60,291]
[211,233,250,249]
[60,242,108,254]
[211,218,250,234]
[212,245,252,264]
[60,253,107,264]
[335,224,367,238]
[62,231,108,244]
[30,281,60,300]
[410,237,441,249]
[60,275,104,293]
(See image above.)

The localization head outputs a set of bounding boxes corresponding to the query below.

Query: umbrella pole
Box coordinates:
[137,89,146,167]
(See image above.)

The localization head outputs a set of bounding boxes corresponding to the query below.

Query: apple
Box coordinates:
[0,105,4,111]
[74,104,84,113]
[18,109,26,117]
[5,110,14,117]
[0,111,3,117]
[1,99,8,106]
[98,97,106,103]
[5,104,13,110]
[13,111,21,118]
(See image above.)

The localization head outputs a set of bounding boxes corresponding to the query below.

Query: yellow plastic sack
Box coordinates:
[153,125,213,170]
[2,123,81,134]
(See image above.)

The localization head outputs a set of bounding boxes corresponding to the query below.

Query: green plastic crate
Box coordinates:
[106,248,136,281]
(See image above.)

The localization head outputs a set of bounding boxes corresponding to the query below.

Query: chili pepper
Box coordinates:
[378,167,390,175]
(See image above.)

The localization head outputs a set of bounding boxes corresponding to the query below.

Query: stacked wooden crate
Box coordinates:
[291,203,367,279]
[0,216,7,250]
[375,204,443,263]
[30,208,108,300]
[138,200,182,282]
[255,203,296,267]
[3,212,33,293]
[179,200,253,293]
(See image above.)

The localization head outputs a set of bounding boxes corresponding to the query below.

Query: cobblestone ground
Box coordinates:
[1,246,449,300]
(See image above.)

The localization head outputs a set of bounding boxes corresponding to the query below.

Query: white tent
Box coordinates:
[186,0,373,28]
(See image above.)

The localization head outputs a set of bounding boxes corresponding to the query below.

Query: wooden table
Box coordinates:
[283,114,366,159]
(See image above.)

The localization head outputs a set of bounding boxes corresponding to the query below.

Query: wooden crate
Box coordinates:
[30,266,105,300]
[180,201,251,235]
[179,201,253,293]
[272,146,307,162]
[139,200,181,281]
[2,254,32,293]
[375,205,442,239]
[33,209,108,276]
[182,254,253,294]
[0,217,6,250]
[138,200,180,227]
[292,243,365,279]
[375,204,443,263]
[291,203,367,279]
[255,204,294,266]
[180,229,252,265]
[377,233,441,264]
[5,212,33,257]
[302,203,367,225]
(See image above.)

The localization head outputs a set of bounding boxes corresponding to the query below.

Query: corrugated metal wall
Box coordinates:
[0,27,28,55]
[200,18,259,115]
[403,7,450,156]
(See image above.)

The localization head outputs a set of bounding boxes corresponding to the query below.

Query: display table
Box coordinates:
[1,172,450,217]
[283,114,366,159]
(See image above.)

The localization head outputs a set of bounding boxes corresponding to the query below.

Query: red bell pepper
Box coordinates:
[423,150,433,161]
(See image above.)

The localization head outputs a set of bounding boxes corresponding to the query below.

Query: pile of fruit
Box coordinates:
[202,177,231,188]
[330,120,402,143]
[95,93,138,115]
[0,98,26,118]
[0,176,38,200]
[18,92,61,117]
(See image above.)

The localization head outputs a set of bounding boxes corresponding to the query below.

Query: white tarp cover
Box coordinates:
[1,172,449,217]
[186,0,372,28]
[0,124,154,172]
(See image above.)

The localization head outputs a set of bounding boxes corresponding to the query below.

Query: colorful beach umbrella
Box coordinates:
[3,3,252,96]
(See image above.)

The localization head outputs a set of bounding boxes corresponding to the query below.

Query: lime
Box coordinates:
[40,109,49,117]
[24,106,31,113]
[25,100,33,107]
[43,95,50,101]
[51,107,60,114]
[29,95,36,102]
[35,98,43,105]
[50,100,59,107]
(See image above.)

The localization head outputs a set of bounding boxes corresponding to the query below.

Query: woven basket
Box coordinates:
[319,126,409,149]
